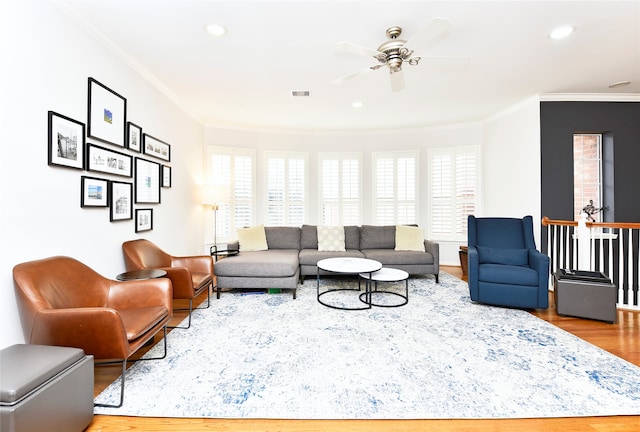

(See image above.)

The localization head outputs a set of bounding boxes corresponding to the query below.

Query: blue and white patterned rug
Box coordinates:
[94,272,640,418]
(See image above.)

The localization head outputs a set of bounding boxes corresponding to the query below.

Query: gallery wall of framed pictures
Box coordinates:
[47,77,173,232]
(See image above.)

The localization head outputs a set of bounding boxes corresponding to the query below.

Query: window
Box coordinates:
[206,146,256,241]
[265,152,307,226]
[428,146,480,241]
[573,134,603,220]
[319,153,362,225]
[372,151,418,225]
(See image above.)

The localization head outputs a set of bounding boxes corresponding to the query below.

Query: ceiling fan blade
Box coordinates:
[390,70,405,92]
[336,41,382,58]
[405,17,453,54]
[331,66,375,85]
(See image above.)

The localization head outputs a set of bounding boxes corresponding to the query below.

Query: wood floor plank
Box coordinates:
[86,266,640,431]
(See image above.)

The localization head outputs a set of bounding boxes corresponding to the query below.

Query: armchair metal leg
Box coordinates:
[171,282,212,330]
[94,360,126,408]
[94,326,168,408]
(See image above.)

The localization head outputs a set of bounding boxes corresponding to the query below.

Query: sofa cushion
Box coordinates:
[479,263,539,286]
[214,250,299,277]
[301,225,318,249]
[361,249,434,265]
[265,226,301,250]
[344,226,360,250]
[317,226,346,251]
[477,246,529,266]
[237,225,268,251]
[299,249,365,266]
[360,225,395,250]
[395,225,424,251]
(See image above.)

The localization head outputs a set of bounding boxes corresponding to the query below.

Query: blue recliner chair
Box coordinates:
[467,215,549,309]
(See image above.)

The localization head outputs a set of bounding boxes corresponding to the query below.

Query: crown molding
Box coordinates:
[539,93,640,102]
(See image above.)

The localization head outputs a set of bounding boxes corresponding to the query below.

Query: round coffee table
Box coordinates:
[316,257,382,310]
[359,267,409,307]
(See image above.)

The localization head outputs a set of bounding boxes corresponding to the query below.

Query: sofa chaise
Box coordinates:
[214,224,439,298]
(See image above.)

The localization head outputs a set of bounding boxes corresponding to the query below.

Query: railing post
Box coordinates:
[577,214,591,270]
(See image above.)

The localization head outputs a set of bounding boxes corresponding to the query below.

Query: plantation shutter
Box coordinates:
[319,153,361,225]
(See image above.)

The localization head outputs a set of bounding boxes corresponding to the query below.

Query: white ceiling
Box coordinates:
[59,0,640,131]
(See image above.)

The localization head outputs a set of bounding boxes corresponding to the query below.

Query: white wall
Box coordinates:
[0,2,204,349]
[482,97,543,243]
[205,122,486,265]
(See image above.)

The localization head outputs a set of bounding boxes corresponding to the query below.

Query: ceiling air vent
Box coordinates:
[291,90,310,97]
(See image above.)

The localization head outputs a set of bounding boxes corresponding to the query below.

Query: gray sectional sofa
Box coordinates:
[214,225,439,299]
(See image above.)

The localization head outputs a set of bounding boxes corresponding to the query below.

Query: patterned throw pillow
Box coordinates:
[237,225,268,251]
[395,225,425,251]
[317,226,346,252]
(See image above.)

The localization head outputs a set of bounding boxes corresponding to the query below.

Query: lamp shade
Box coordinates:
[201,184,230,205]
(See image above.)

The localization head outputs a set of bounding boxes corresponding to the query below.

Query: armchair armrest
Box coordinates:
[107,277,173,311]
[172,255,214,275]
[467,246,480,300]
[31,308,131,359]
[528,249,550,288]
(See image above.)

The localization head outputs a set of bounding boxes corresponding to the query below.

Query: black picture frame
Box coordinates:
[135,208,153,232]
[143,133,171,161]
[87,143,133,178]
[87,77,127,147]
[109,180,133,221]
[48,111,85,170]
[81,176,109,208]
[134,157,161,204]
[162,165,172,188]
[127,122,142,153]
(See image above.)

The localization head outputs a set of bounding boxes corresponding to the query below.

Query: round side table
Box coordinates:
[116,269,167,281]
[359,267,409,307]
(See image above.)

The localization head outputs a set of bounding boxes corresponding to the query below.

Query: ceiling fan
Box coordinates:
[332,18,464,92]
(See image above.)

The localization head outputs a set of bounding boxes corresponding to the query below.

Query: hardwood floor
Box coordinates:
[86,266,640,431]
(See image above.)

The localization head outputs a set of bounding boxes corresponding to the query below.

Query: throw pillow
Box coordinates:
[237,225,268,251]
[317,226,346,252]
[477,246,529,266]
[395,225,425,251]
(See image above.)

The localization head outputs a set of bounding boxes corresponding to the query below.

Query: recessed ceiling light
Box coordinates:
[609,81,631,89]
[205,23,227,37]
[548,26,575,40]
[352,101,363,108]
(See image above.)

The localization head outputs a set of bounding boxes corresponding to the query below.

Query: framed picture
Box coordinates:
[48,111,85,170]
[134,157,161,204]
[127,122,142,152]
[143,133,171,161]
[162,165,172,188]
[109,181,133,221]
[87,77,127,147]
[87,144,133,177]
[81,176,108,207]
[135,208,153,232]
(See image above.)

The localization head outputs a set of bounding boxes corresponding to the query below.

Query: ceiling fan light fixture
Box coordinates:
[205,23,227,37]
[548,25,575,40]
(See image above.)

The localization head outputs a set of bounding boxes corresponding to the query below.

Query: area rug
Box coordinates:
[94,272,640,419]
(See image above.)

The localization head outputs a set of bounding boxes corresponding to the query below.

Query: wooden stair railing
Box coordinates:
[542,216,640,311]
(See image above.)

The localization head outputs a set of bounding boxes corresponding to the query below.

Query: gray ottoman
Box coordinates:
[0,344,94,432]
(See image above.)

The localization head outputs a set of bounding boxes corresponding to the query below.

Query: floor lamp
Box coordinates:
[201,184,230,247]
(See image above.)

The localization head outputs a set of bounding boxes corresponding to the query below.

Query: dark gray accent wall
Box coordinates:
[540,101,640,227]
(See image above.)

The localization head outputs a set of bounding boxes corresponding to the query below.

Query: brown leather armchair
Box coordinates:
[13,256,173,408]
[122,239,214,329]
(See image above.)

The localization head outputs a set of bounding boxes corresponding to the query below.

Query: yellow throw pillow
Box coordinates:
[395,225,425,251]
[237,225,268,251]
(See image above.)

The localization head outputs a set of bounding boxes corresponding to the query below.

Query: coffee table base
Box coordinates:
[316,258,382,310]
